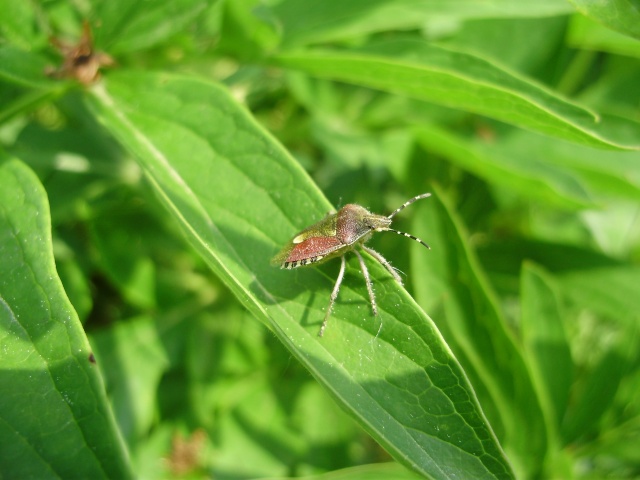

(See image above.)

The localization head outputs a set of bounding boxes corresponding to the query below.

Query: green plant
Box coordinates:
[1,1,639,479]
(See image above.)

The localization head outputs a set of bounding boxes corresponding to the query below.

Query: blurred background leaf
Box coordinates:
[568,0,640,40]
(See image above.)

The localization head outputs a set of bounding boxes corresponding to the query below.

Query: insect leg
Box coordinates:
[319,255,346,337]
[361,245,403,284]
[354,249,378,316]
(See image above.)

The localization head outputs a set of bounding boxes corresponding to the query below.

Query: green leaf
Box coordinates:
[0,87,57,126]
[497,130,640,203]
[476,239,640,320]
[411,186,547,479]
[557,266,640,325]
[477,239,620,278]
[561,325,639,444]
[272,0,574,47]
[216,0,280,60]
[0,44,64,125]
[88,215,157,310]
[90,316,169,446]
[287,462,427,479]
[567,13,640,57]
[568,0,640,40]
[55,255,93,323]
[0,0,46,50]
[0,46,61,89]
[0,158,132,479]
[417,125,640,212]
[520,263,573,434]
[273,39,640,150]
[576,60,640,120]
[437,16,569,75]
[86,71,515,479]
[415,125,594,209]
[92,0,211,54]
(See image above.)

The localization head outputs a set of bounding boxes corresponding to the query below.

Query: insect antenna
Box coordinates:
[386,228,431,249]
[387,193,431,219]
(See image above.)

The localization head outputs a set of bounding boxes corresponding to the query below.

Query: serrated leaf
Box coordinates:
[0,158,132,479]
[86,70,515,479]
[273,39,640,150]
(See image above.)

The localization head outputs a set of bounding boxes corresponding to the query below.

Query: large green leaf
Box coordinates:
[0,158,132,479]
[411,186,547,479]
[274,39,640,150]
[86,71,515,479]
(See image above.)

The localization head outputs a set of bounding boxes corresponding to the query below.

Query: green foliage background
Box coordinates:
[1,1,639,479]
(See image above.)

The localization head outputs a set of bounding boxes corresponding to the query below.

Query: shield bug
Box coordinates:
[272,193,431,336]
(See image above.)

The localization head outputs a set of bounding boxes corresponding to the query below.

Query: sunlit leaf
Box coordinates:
[274,40,639,150]
[86,71,515,479]
[0,158,132,479]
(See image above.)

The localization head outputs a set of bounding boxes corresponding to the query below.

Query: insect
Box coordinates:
[272,193,431,336]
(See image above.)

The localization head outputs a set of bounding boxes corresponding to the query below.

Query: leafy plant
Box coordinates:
[1,1,639,479]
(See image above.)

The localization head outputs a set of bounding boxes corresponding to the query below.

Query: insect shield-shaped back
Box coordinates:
[271,193,431,336]
[271,211,343,269]
[272,204,395,269]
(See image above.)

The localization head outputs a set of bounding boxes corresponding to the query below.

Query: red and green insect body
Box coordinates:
[272,193,431,336]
